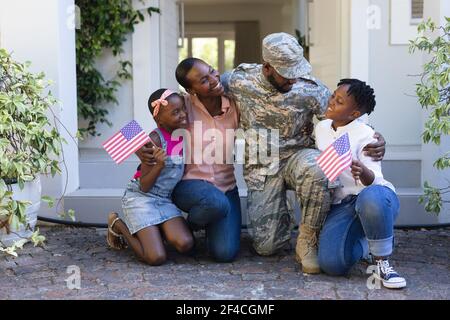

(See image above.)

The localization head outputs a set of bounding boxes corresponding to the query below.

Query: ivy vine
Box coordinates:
[75,0,160,136]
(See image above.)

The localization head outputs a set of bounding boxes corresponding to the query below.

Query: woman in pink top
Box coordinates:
[172,58,242,262]
[137,58,241,262]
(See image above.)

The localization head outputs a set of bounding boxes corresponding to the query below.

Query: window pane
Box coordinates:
[411,0,423,19]
[224,40,235,71]
[192,38,218,71]
[178,38,188,62]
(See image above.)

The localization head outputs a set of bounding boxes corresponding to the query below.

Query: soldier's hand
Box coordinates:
[363,132,385,161]
[301,121,314,137]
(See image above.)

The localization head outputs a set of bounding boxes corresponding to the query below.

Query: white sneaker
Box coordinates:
[374,259,407,289]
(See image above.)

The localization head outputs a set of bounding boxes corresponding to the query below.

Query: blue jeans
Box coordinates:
[318,185,400,276]
[172,179,242,262]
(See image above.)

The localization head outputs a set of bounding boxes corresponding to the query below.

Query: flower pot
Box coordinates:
[0,177,41,247]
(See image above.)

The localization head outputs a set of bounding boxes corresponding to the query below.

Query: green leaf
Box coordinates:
[41,195,55,208]
[31,228,46,247]
[13,238,28,250]
[411,18,450,216]
[8,214,20,231]
[68,209,76,221]
[0,246,18,257]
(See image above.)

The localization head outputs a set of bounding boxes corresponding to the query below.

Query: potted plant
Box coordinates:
[0,48,63,255]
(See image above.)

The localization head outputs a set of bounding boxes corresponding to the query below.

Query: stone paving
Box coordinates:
[0,225,449,300]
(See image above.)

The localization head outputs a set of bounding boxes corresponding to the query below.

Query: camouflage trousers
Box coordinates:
[247,148,335,256]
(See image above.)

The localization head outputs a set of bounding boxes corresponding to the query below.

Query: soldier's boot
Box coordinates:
[295,224,321,274]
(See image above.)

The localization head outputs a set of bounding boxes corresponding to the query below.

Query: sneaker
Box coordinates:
[374,259,407,289]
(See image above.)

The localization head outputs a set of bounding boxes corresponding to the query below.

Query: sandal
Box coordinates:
[107,212,127,250]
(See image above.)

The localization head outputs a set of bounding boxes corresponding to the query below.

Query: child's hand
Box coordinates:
[153,147,167,167]
[351,159,364,181]
[351,159,375,186]
[136,144,156,165]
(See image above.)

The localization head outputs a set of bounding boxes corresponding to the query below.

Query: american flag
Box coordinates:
[316,133,352,182]
[102,120,150,164]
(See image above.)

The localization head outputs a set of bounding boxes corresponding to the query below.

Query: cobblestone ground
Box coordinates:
[0,225,449,300]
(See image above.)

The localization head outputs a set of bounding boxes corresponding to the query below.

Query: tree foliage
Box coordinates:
[409,18,450,214]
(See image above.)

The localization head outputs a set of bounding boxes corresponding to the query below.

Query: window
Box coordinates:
[390,0,423,45]
[411,0,424,25]
[178,23,235,75]
[191,38,219,71]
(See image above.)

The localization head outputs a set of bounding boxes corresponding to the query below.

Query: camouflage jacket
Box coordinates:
[222,63,331,191]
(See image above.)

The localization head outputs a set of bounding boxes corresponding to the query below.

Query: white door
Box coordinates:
[307,0,349,89]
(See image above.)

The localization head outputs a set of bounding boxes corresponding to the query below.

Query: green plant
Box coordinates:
[75,0,160,136]
[409,18,450,214]
[0,49,63,254]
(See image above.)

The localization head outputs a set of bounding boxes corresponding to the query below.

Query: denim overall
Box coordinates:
[121,128,185,234]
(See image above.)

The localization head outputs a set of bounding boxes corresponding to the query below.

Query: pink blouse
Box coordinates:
[182,94,239,193]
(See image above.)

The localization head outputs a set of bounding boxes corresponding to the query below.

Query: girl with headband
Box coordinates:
[107,89,194,266]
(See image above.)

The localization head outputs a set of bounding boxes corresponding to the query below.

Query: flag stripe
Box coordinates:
[316,132,352,182]
[107,135,129,156]
[105,135,127,154]
[102,120,150,164]
[327,152,352,182]
[329,158,353,182]
[112,132,149,161]
[103,132,122,149]
[324,151,352,175]
[109,131,146,159]
[114,133,150,163]
[117,139,149,163]
[316,145,334,163]
[319,150,340,173]
[325,151,351,175]
[114,134,150,163]
[317,146,337,166]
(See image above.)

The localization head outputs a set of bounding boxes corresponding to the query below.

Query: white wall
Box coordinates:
[160,0,180,90]
[0,0,79,217]
[184,2,289,55]
[80,0,180,148]
[368,0,423,147]
[79,39,134,148]
[308,0,346,89]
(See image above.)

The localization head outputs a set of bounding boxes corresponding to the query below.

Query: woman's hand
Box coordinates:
[363,132,386,161]
[135,143,156,165]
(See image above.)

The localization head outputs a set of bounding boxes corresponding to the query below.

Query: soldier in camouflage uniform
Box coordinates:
[221,32,385,273]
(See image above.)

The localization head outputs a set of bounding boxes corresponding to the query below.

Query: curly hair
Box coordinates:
[338,78,376,115]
